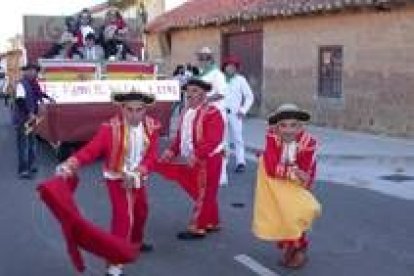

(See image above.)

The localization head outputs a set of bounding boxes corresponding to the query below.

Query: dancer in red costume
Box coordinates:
[157,78,225,240]
[252,103,321,269]
[56,91,159,276]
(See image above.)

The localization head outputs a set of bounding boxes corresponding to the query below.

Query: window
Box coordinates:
[318,46,343,99]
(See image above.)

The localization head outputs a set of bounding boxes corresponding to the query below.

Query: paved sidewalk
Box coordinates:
[242,117,414,200]
[168,112,414,200]
[243,117,414,160]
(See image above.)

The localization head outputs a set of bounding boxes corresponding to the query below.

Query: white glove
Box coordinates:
[123,170,141,189]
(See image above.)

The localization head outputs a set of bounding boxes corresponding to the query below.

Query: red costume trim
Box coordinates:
[262,130,317,189]
[262,130,317,250]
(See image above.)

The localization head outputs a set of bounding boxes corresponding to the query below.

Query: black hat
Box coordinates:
[268,103,310,125]
[184,78,212,91]
[112,91,155,105]
[21,63,41,71]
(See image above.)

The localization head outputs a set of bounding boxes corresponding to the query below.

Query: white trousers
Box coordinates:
[227,111,245,165]
[217,107,228,185]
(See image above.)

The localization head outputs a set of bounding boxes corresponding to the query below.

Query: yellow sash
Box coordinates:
[252,158,321,241]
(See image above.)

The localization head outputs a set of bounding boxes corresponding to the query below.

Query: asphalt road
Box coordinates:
[1,104,413,276]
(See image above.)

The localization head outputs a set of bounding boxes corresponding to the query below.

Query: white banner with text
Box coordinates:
[39,80,180,103]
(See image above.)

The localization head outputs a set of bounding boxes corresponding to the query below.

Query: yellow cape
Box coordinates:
[252,158,321,241]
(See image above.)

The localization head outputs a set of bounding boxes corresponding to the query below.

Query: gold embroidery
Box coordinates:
[190,161,208,230]
[109,117,121,172]
[195,105,214,143]
[120,121,128,172]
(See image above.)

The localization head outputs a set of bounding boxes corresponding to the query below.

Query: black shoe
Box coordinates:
[176,231,206,240]
[206,226,221,233]
[19,171,32,179]
[235,164,246,173]
[140,242,154,252]
[30,167,38,174]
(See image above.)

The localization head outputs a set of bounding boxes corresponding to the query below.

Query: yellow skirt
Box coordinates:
[252,158,322,241]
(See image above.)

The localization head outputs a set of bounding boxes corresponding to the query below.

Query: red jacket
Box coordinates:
[168,104,224,160]
[68,115,160,176]
[262,130,317,189]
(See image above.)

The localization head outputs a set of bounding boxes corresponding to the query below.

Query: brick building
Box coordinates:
[146,0,414,137]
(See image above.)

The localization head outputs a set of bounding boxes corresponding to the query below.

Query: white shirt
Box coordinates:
[225,74,254,115]
[180,108,197,158]
[0,78,7,94]
[281,141,298,165]
[200,66,227,110]
[15,83,26,98]
[124,123,144,172]
[80,25,94,44]
[104,123,145,185]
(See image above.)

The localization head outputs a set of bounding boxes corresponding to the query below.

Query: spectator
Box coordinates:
[104,30,138,61]
[0,68,9,105]
[97,7,127,48]
[173,65,187,88]
[13,64,54,179]
[65,16,79,36]
[106,7,127,33]
[76,8,95,46]
[79,33,104,61]
[43,16,82,60]
[43,32,82,60]
[184,63,194,78]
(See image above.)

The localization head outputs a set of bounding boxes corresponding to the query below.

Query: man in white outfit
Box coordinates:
[222,55,254,173]
[195,46,229,185]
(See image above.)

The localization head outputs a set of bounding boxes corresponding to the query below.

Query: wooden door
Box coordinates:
[222,29,263,115]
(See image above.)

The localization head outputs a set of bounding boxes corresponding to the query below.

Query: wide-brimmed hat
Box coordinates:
[183,78,212,92]
[21,63,41,72]
[112,91,155,105]
[222,55,241,70]
[268,103,310,125]
[196,46,214,55]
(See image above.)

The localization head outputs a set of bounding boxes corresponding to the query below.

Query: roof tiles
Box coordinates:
[146,0,398,32]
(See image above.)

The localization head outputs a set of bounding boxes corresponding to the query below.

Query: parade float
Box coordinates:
[21,6,177,160]
[35,60,178,160]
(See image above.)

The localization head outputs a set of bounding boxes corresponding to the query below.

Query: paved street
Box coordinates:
[1,104,414,276]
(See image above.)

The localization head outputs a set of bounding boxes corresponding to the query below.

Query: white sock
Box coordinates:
[220,158,228,185]
[107,265,123,276]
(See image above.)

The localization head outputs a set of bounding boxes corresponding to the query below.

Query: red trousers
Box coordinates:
[277,233,309,251]
[106,180,148,244]
[156,154,222,232]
